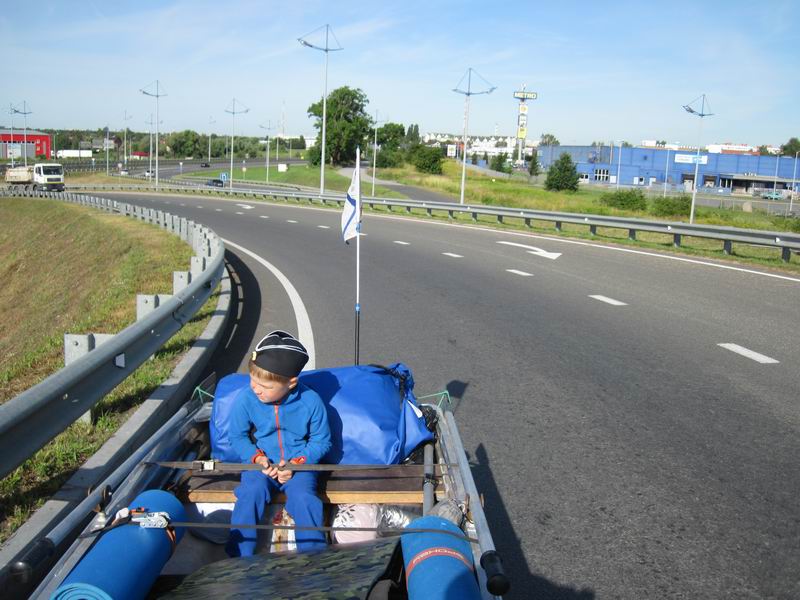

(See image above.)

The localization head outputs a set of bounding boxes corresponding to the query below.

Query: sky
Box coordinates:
[2,0,798,147]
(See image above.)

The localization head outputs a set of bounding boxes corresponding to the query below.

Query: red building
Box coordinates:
[0,129,51,160]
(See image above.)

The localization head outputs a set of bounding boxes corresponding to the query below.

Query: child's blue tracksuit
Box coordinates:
[225,382,331,557]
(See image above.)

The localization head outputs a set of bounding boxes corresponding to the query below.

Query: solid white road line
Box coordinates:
[393,240,410,245]
[589,295,628,306]
[442,252,463,258]
[222,238,315,370]
[317,225,330,229]
[506,269,533,277]
[717,343,779,364]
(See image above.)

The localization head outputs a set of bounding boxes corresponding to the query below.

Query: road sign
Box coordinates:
[220,172,228,182]
[513,91,538,100]
[675,154,708,165]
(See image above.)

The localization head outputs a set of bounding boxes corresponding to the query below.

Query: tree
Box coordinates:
[307,86,372,165]
[482,151,489,162]
[471,152,478,165]
[780,137,800,156]
[377,123,405,151]
[621,141,633,148]
[528,149,540,176]
[410,146,443,174]
[540,133,560,146]
[405,124,420,146]
[757,145,771,156]
[545,152,579,191]
[490,152,510,173]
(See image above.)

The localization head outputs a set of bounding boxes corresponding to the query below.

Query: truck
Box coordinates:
[4,163,65,192]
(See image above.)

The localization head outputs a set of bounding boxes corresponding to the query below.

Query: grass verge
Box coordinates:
[0,197,218,542]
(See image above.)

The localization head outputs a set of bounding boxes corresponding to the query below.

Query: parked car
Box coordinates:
[200,162,210,168]
[144,170,155,178]
[119,169,129,176]
[760,190,784,200]
[207,178,225,187]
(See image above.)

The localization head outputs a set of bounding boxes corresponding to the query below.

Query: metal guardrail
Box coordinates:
[0,189,225,481]
[45,182,800,262]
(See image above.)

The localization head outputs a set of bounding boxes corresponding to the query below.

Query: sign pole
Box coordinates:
[513,87,537,168]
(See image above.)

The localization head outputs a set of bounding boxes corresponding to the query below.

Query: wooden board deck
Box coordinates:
[178,465,441,505]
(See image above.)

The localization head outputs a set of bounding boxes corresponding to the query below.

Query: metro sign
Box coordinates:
[513,91,538,100]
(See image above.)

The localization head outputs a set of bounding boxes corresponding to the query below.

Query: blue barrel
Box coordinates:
[52,490,186,600]
[401,515,481,600]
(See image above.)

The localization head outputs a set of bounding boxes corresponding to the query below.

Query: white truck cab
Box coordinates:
[5,163,65,192]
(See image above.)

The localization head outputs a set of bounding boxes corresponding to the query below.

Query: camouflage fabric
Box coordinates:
[164,537,399,599]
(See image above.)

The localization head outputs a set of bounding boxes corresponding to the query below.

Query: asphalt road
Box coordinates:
[108,190,800,599]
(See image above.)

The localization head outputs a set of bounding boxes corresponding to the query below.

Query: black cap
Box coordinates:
[251,330,309,378]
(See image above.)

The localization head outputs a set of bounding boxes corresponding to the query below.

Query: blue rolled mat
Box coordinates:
[52,490,186,600]
[401,515,481,600]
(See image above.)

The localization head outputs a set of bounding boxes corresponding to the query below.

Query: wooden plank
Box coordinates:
[186,490,428,504]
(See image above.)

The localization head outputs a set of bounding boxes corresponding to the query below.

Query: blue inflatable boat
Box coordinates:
[17,366,509,599]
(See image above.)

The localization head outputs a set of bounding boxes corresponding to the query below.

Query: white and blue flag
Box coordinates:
[341,149,361,243]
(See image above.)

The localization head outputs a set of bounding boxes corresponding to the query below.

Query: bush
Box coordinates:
[490,152,511,174]
[376,148,404,168]
[410,146,443,175]
[599,189,647,211]
[650,194,692,217]
[544,152,579,191]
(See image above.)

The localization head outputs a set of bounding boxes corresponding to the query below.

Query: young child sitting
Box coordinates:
[225,330,331,557]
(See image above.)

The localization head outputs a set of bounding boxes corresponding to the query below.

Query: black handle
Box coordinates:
[10,538,55,584]
[480,550,510,596]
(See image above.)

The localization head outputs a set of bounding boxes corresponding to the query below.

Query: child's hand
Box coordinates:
[256,455,279,479]
[276,459,293,484]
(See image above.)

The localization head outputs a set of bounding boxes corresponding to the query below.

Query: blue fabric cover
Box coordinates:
[211,363,433,464]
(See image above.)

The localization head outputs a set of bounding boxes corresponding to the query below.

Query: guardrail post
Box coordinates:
[173,271,191,293]
[190,256,207,278]
[555,221,562,232]
[497,215,504,224]
[723,240,732,255]
[628,228,637,241]
[448,210,454,220]
[426,208,432,217]
[64,333,115,424]
[673,233,682,247]
[136,294,173,320]
[406,206,412,214]
[524,218,531,228]
[589,225,597,235]
[781,247,790,262]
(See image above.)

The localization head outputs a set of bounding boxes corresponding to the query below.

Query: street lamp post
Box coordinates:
[208,117,216,164]
[11,101,32,167]
[616,142,623,190]
[682,94,713,224]
[122,110,133,167]
[772,154,780,194]
[105,126,109,176]
[225,98,249,189]
[791,151,798,215]
[663,147,671,198]
[371,110,387,197]
[140,81,166,188]
[8,104,15,168]
[453,68,496,205]
[298,24,343,196]
[260,122,273,184]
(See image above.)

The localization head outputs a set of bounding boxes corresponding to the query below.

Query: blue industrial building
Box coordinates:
[537,145,799,195]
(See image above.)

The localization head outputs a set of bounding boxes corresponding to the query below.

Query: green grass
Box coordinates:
[0,197,218,542]
[378,160,800,234]
[184,164,406,198]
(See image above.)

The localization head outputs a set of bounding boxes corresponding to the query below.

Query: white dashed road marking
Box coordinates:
[589,295,628,306]
[393,241,410,245]
[197,205,203,208]
[287,219,298,223]
[236,203,254,210]
[506,269,533,277]
[317,225,330,229]
[180,203,186,206]
[259,215,269,219]
[215,208,222,212]
[235,212,244,215]
[442,252,463,258]
[718,344,779,364]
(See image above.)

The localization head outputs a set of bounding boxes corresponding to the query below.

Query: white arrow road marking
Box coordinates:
[236,203,254,209]
[506,269,533,277]
[589,295,628,306]
[317,225,330,229]
[222,239,315,370]
[393,241,410,245]
[496,240,562,260]
[442,252,463,258]
[718,344,779,364]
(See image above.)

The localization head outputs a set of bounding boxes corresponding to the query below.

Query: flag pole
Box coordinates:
[354,146,361,365]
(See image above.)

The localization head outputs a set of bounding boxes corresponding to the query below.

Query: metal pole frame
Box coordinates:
[453,68,496,205]
[225,98,249,189]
